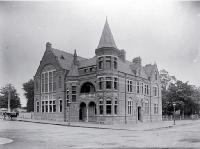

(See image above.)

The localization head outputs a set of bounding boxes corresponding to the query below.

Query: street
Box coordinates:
[1,120,200,148]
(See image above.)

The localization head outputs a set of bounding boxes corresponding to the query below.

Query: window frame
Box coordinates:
[99,99,104,115]
[106,98,112,115]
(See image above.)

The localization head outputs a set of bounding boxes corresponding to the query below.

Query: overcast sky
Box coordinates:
[1,1,200,106]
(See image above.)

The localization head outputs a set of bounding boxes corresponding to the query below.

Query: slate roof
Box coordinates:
[97,19,117,49]
[50,47,155,79]
[51,48,87,70]
[48,19,156,80]
[79,56,97,68]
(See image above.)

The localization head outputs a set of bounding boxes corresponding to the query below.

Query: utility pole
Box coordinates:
[8,84,11,113]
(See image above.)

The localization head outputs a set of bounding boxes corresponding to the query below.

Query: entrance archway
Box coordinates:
[88,101,97,122]
[79,102,86,121]
[138,106,142,121]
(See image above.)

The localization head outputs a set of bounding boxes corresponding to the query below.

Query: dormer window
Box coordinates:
[60,55,65,60]
[84,68,87,73]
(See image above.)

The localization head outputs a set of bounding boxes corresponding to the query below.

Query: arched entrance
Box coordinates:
[88,101,97,122]
[79,102,86,121]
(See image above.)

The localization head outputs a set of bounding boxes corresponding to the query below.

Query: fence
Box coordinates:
[18,112,34,119]
[162,114,199,121]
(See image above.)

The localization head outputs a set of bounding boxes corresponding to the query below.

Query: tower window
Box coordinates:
[98,57,103,69]
[105,56,111,69]
[106,77,112,89]
[114,57,118,69]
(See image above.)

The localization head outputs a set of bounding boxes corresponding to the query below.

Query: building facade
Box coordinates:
[34,20,162,124]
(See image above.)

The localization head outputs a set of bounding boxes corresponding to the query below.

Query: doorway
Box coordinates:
[138,106,142,121]
[79,102,86,121]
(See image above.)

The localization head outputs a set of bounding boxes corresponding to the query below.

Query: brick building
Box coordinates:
[34,19,162,124]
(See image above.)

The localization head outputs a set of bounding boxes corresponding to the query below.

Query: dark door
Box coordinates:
[79,102,86,121]
[138,106,141,121]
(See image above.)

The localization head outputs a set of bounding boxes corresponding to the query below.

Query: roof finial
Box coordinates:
[46,42,52,51]
[73,49,78,65]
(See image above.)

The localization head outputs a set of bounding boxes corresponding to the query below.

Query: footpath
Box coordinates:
[15,118,200,131]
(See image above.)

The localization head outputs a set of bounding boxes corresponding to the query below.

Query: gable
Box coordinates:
[35,49,63,76]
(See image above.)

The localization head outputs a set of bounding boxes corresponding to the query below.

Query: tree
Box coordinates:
[162,80,200,116]
[23,79,34,112]
[0,84,21,110]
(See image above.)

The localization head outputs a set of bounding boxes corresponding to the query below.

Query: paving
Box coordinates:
[16,117,200,131]
[1,119,200,148]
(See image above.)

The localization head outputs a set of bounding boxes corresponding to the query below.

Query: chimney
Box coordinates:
[119,49,126,61]
[46,42,52,51]
[132,57,142,67]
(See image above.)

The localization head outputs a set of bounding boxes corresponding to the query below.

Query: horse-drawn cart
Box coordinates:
[2,112,19,120]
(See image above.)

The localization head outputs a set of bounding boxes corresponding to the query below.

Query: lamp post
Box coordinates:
[173,102,176,125]
[67,99,71,126]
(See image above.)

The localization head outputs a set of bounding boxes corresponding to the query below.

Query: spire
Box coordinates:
[73,49,78,65]
[97,18,117,49]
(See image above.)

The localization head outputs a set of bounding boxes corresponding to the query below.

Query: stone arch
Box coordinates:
[80,82,96,93]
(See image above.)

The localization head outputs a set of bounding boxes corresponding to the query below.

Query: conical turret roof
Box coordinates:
[97,18,117,49]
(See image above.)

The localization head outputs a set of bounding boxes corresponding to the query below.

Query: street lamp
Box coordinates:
[173,102,176,125]
[67,99,71,126]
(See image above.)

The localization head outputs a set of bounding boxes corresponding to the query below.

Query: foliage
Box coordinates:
[0,84,21,110]
[162,80,200,116]
[23,79,34,112]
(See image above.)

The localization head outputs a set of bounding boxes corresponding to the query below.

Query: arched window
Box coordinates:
[80,82,95,93]
[128,98,133,115]
[114,98,118,115]
[106,98,112,115]
[99,99,103,115]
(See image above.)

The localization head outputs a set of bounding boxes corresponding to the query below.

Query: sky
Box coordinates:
[1,0,200,107]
